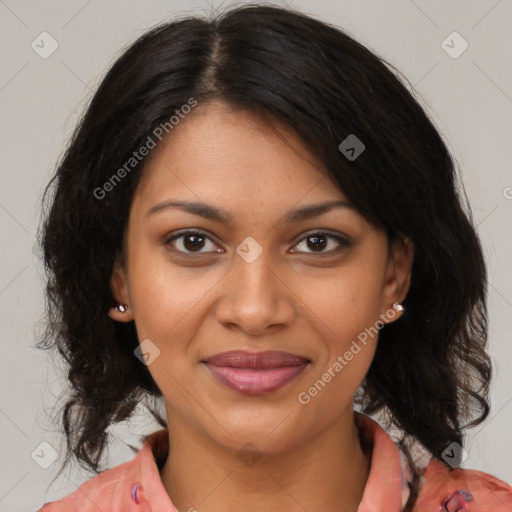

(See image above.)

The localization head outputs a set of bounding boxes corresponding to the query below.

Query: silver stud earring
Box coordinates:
[392,302,404,312]
[115,304,128,313]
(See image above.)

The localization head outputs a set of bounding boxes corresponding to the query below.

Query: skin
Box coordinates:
[108,100,414,512]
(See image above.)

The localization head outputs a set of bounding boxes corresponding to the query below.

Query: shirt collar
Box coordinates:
[354,412,406,511]
[134,412,406,511]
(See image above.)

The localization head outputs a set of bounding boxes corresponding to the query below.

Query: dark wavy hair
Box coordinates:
[36,4,491,509]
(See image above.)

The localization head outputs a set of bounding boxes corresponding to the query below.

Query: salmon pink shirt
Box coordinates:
[36,413,512,511]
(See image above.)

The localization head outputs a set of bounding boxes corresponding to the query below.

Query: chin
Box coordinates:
[202,404,305,453]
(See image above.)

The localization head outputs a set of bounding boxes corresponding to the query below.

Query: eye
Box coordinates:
[164,229,350,257]
[164,230,222,255]
[291,231,350,255]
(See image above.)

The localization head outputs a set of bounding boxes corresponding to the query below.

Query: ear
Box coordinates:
[380,234,414,325]
[107,258,134,322]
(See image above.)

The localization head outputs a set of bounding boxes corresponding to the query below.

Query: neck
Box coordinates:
[160,410,371,512]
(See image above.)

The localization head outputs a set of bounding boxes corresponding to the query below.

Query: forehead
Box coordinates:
[131,101,350,220]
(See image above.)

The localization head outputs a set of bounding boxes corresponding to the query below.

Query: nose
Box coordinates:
[215,249,296,337]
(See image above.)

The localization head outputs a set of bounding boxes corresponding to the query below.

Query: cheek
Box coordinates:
[127,247,217,342]
[295,275,379,430]
[126,252,211,403]
[296,257,386,347]
[291,259,384,404]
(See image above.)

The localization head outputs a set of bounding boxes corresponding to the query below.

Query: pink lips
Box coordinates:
[203,350,310,395]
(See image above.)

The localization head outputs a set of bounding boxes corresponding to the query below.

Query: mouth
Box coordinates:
[201,350,311,395]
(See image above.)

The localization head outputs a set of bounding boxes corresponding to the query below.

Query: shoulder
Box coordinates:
[34,429,172,512]
[415,457,512,511]
[35,458,141,511]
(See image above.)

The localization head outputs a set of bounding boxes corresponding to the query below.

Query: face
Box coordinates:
[109,100,413,455]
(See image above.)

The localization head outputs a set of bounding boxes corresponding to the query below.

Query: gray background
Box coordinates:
[1,0,511,510]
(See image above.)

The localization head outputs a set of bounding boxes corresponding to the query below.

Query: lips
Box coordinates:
[202,350,310,395]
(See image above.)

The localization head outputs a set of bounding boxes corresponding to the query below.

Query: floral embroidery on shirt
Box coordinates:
[131,482,142,504]
[440,489,473,511]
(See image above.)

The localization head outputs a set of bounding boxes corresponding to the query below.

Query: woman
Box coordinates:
[36,4,512,511]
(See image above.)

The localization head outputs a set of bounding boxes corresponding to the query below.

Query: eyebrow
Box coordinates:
[146,199,355,225]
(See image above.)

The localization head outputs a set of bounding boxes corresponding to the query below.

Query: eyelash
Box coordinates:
[164,229,351,256]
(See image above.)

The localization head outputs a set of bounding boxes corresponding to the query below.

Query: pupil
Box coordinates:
[308,235,326,251]
[184,234,204,251]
